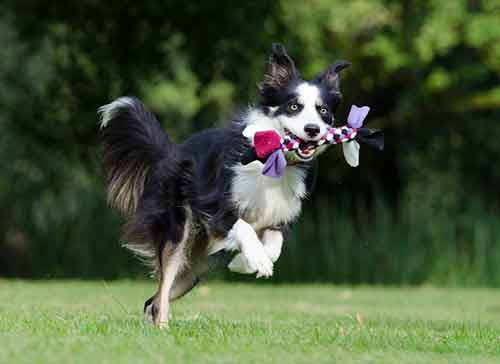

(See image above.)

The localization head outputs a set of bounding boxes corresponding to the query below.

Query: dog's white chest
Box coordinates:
[231,162,306,230]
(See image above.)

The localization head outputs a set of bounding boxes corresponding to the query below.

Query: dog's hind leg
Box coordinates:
[169,271,200,301]
[153,240,187,329]
[144,270,199,324]
[144,294,157,324]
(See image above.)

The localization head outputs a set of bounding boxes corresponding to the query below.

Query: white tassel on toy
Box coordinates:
[342,140,360,167]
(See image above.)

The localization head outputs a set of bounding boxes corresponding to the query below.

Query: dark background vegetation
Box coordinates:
[1,1,500,285]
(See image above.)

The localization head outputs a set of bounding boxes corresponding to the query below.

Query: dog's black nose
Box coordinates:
[304,124,320,138]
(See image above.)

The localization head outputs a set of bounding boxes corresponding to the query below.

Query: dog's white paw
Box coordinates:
[228,245,273,278]
[242,243,274,278]
[225,218,273,278]
[228,253,254,274]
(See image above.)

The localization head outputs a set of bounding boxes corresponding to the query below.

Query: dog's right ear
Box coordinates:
[258,43,298,99]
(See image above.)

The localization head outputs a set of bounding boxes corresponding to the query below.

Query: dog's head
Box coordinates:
[254,43,350,162]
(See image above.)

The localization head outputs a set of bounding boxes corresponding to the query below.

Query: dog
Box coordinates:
[98,43,350,328]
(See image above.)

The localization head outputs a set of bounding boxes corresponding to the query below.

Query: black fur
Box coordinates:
[99,98,259,263]
[99,97,177,215]
[180,125,254,235]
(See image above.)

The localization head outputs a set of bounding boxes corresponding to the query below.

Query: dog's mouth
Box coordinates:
[284,129,323,162]
[296,141,316,160]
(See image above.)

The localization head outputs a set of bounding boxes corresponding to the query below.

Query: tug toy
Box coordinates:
[241,105,384,177]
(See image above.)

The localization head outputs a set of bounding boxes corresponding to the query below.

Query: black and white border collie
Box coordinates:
[99,44,350,328]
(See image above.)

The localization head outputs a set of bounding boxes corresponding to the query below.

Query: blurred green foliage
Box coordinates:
[1,1,499,284]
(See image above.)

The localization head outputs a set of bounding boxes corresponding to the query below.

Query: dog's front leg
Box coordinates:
[261,229,283,263]
[225,219,273,278]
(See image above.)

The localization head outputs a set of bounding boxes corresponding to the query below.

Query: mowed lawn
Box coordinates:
[1,281,499,364]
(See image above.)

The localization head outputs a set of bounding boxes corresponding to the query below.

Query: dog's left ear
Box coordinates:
[258,43,298,100]
[316,60,351,92]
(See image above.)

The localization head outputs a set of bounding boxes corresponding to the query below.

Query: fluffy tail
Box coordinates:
[98,97,174,215]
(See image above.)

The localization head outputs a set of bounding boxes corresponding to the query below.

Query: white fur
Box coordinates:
[244,109,283,134]
[98,97,136,128]
[297,83,323,106]
[242,124,280,145]
[225,219,273,277]
[278,83,329,141]
[231,162,306,231]
[227,228,284,274]
[261,229,283,263]
[227,253,255,274]
[208,229,284,275]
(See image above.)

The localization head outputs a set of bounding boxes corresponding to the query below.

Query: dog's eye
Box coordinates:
[319,107,328,115]
[288,103,299,112]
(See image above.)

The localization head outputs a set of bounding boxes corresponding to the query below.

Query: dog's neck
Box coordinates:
[231,160,307,231]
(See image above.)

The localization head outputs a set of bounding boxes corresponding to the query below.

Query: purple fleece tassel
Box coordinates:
[347,105,370,128]
[262,149,287,178]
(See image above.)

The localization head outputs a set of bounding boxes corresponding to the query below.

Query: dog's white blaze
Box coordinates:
[98,97,136,128]
[295,83,326,136]
[231,162,306,231]
[279,83,328,141]
[296,82,322,107]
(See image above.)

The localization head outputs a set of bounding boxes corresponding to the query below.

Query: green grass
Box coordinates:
[1,281,499,363]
